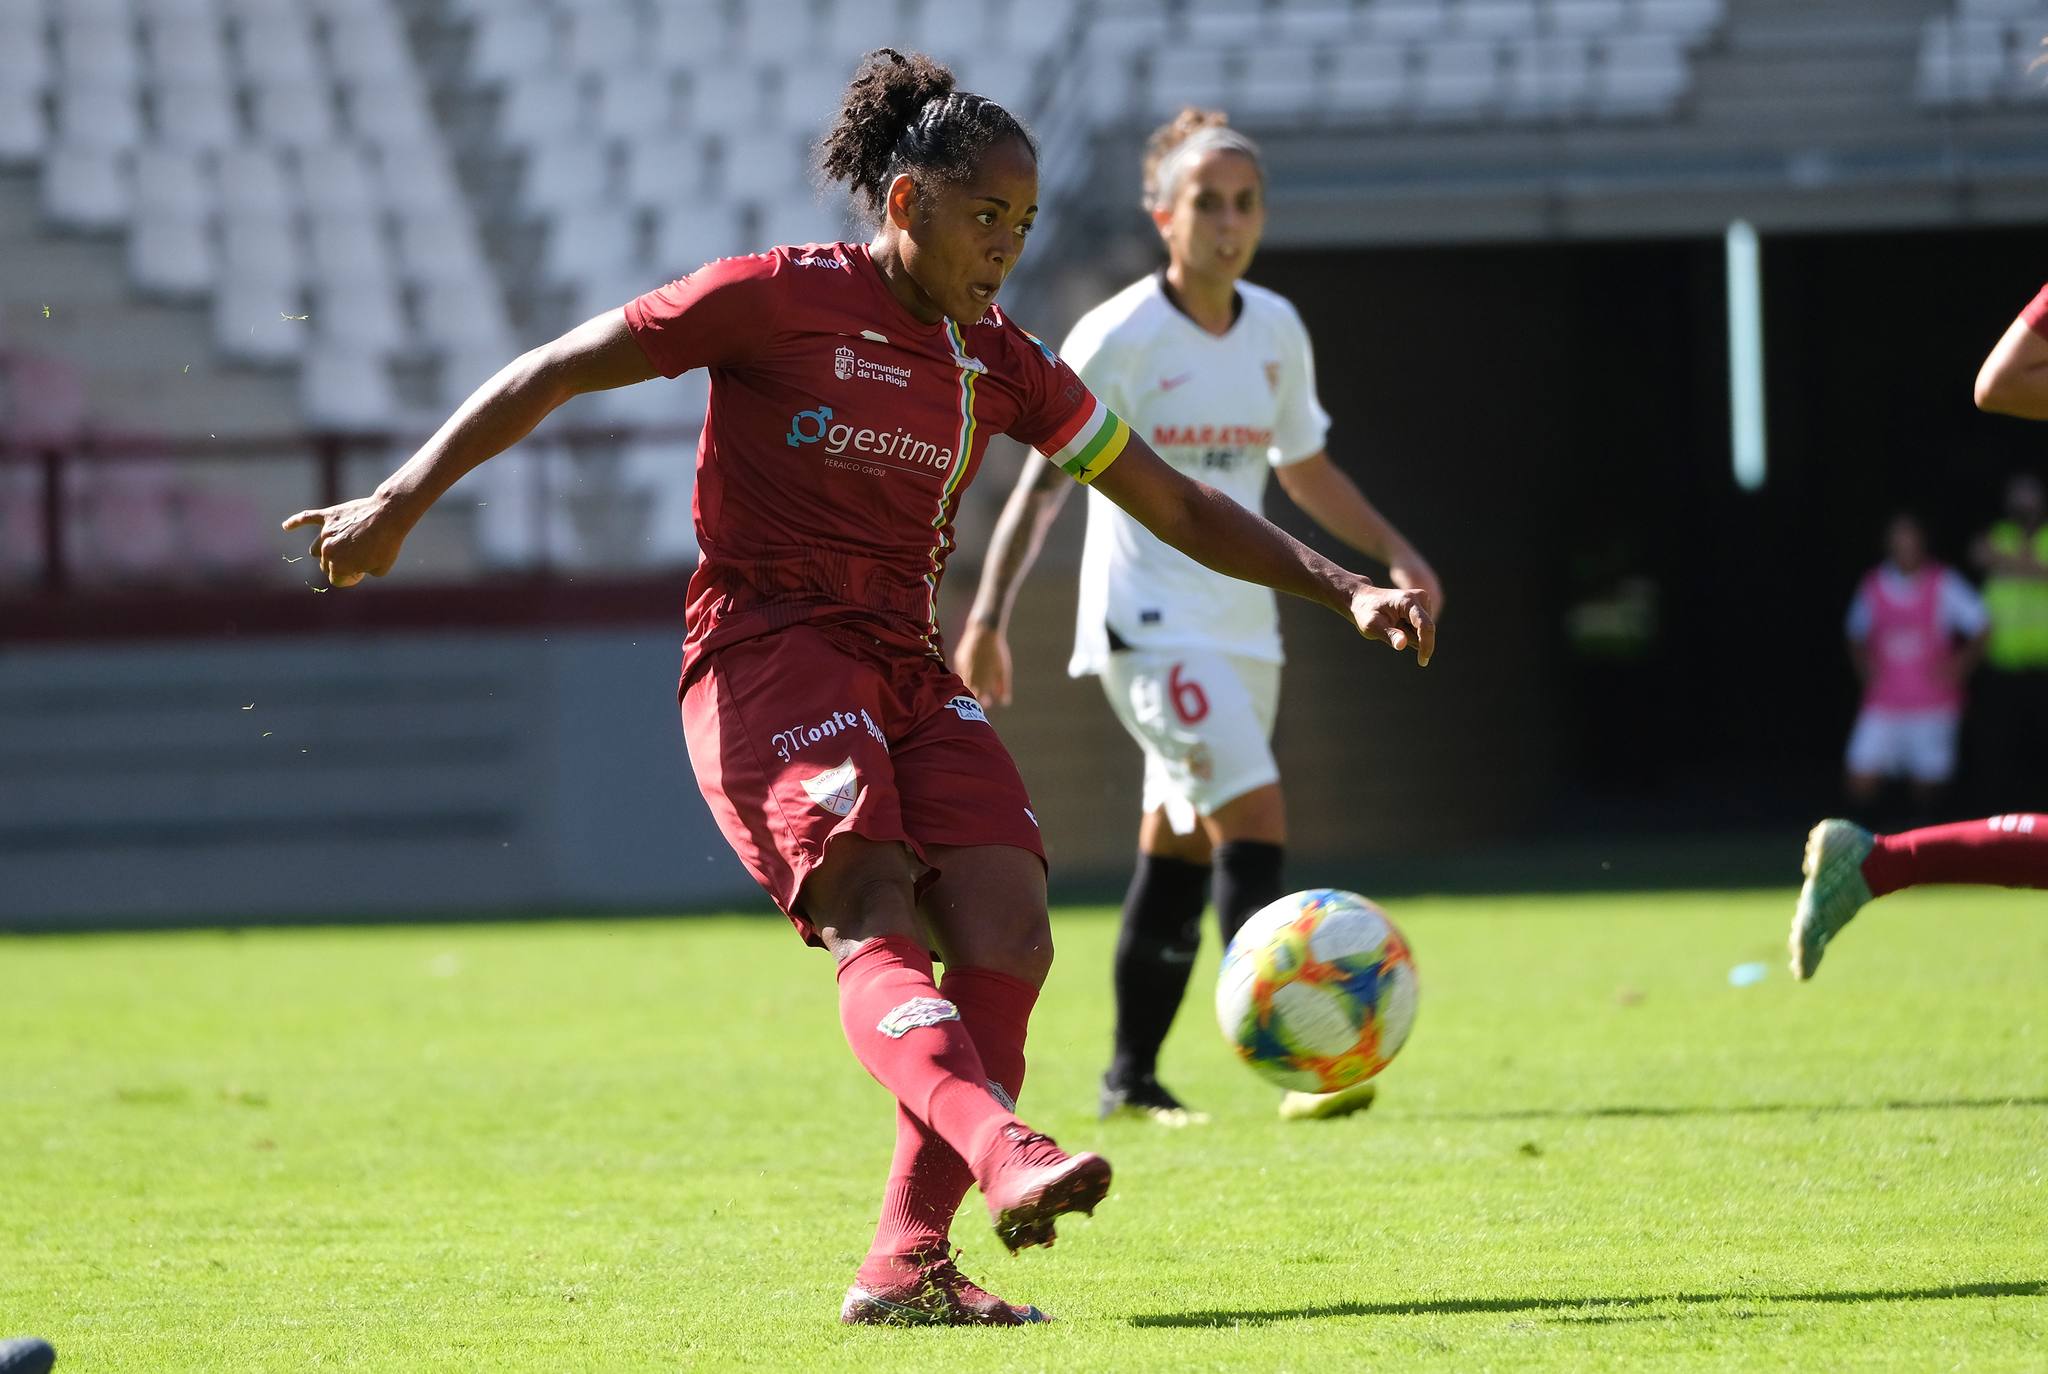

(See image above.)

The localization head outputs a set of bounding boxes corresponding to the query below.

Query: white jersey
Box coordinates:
[1064,273,1331,677]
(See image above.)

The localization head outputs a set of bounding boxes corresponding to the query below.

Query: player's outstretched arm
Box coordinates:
[1974,290,2048,419]
[954,454,1074,705]
[282,309,659,587]
[1091,437,1433,664]
[1274,451,1444,618]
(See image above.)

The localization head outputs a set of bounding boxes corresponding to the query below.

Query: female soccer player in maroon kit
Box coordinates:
[1791,282,2048,979]
[283,51,1433,1326]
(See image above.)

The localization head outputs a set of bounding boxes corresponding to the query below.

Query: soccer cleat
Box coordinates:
[1791,818,1875,980]
[1278,1079,1379,1122]
[0,1337,56,1374]
[840,1254,1050,1326]
[979,1125,1112,1253]
[1098,1072,1210,1127]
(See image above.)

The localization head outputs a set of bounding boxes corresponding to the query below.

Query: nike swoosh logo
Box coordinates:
[1159,372,1194,391]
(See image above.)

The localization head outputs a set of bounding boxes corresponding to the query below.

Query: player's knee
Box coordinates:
[980,915,1055,987]
[807,839,919,946]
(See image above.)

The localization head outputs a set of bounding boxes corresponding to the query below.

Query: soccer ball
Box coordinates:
[1215,888,1418,1092]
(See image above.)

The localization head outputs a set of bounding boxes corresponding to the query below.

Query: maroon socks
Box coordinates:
[1863,814,2048,898]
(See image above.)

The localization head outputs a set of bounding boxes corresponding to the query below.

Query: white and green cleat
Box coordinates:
[1278,1079,1379,1122]
[1791,818,1875,980]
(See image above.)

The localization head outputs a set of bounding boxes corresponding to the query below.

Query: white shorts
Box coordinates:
[1845,707,1961,783]
[1099,649,1281,835]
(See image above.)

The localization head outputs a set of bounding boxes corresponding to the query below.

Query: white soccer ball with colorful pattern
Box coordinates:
[1215,888,1418,1092]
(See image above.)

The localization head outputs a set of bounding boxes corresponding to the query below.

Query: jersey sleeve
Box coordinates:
[1845,584,1873,641]
[1005,324,1132,486]
[1940,569,1991,636]
[622,252,785,378]
[1269,303,1332,467]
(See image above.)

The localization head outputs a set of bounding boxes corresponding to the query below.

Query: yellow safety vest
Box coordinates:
[1983,521,2048,669]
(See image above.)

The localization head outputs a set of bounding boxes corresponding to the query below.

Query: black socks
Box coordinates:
[1106,853,1210,1088]
[1106,841,1289,1086]
[1214,839,1285,944]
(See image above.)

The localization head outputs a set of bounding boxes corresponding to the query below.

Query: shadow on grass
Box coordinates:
[1129,1280,2045,1329]
[1412,1095,2048,1123]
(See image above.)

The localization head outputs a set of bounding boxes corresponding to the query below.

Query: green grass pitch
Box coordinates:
[2,888,2042,1371]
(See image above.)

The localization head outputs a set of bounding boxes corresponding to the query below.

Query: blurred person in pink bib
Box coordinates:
[1842,513,1988,818]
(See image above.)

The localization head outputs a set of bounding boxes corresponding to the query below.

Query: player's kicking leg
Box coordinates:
[1792,814,2048,978]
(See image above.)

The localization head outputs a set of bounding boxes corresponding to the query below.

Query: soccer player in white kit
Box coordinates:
[956,109,1442,1124]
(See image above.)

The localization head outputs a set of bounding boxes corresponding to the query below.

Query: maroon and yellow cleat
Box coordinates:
[840,1255,1050,1326]
[978,1125,1113,1253]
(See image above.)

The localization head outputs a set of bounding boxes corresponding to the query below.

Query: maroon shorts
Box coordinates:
[680,623,1045,943]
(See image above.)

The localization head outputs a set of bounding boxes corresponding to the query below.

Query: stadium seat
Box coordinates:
[821,0,910,58]
[138,0,226,20]
[307,214,394,290]
[54,0,134,21]
[144,17,232,85]
[57,79,146,151]
[129,214,217,296]
[1148,48,1234,119]
[1182,0,1271,47]
[42,146,132,232]
[374,143,466,217]
[234,13,324,84]
[312,278,409,354]
[499,71,587,144]
[213,277,309,365]
[1087,0,1176,55]
[222,213,303,287]
[1274,2,1362,43]
[1235,47,1321,120]
[1414,38,1501,121]
[324,10,413,82]
[133,146,213,220]
[647,1,739,67]
[717,129,807,202]
[1366,0,1452,42]
[1634,0,1723,48]
[470,8,555,84]
[620,438,699,565]
[296,142,378,219]
[393,213,489,290]
[684,65,768,129]
[776,57,857,139]
[542,207,638,287]
[593,69,678,140]
[0,15,49,94]
[0,80,48,165]
[756,198,848,253]
[413,278,513,357]
[1456,0,1541,39]
[299,344,400,430]
[1548,0,1627,36]
[526,135,614,212]
[1326,40,1411,118]
[57,19,143,87]
[249,80,338,148]
[911,0,993,55]
[1503,35,1590,118]
[340,78,438,148]
[564,5,641,74]
[215,144,295,218]
[1594,32,1687,116]
[155,80,244,151]
[650,201,749,276]
[622,135,711,210]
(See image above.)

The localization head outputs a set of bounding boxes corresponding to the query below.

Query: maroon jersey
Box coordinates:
[624,242,1114,680]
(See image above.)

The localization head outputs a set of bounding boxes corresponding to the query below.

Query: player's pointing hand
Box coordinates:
[1350,583,1435,666]
[281,493,410,589]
